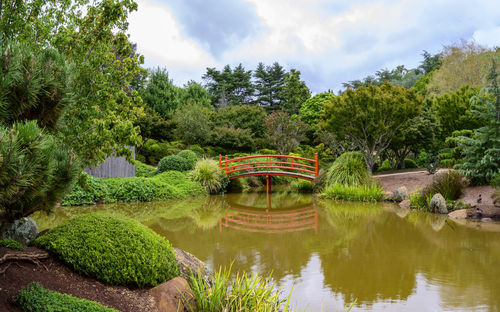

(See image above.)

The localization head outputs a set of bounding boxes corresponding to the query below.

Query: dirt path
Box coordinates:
[374,170,495,206]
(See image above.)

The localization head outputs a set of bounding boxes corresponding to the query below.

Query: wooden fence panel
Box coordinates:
[84,147,136,178]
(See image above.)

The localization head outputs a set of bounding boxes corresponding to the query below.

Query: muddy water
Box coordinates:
[33,192,500,312]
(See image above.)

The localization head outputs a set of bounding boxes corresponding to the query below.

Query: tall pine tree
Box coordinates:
[254,62,286,109]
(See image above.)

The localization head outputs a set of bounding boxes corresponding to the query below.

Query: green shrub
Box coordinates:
[158,155,192,172]
[415,150,431,167]
[18,282,117,312]
[322,183,383,201]
[177,150,197,167]
[189,266,297,312]
[135,161,157,177]
[491,172,500,187]
[326,152,371,186]
[190,159,227,194]
[0,238,23,250]
[378,159,392,172]
[409,170,467,210]
[189,145,205,157]
[404,158,418,169]
[105,178,157,202]
[35,213,179,287]
[151,171,207,199]
[289,180,313,193]
[210,126,255,152]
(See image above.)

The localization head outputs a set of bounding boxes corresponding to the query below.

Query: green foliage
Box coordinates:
[378,159,393,172]
[322,184,383,202]
[0,41,72,128]
[410,170,468,210]
[203,64,255,106]
[491,172,500,187]
[216,105,267,138]
[289,180,313,193]
[263,110,307,154]
[404,158,418,169]
[179,81,212,108]
[455,59,500,185]
[189,266,297,312]
[298,92,335,127]
[322,83,421,171]
[433,86,483,139]
[312,169,327,193]
[139,139,183,165]
[2,0,147,166]
[210,126,255,152]
[326,152,371,186]
[135,161,157,177]
[415,150,431,167]
[173,102,214,145]
[0,238,23,250]
[0,121,80,222]
[282,69,311,115]
[190,159,227,194]
[62,171,206,206]
[18,282,117,312]
[158,155,193,172]
[134,107,175,142]
[254,62,286,109]
[35,213,179,287]
[141,68,182,119]
[189,144,205,157]
[177,150,198,167]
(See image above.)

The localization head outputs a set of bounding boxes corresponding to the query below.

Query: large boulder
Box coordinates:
[390,187,409,202]
[0,217,38,244]
[174,248,211,284]
[150,277,195,312]
[429,193,447,214]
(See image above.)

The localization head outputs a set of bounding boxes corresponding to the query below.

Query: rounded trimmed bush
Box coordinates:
[378,159,392,172]
[35,213,179,287]
[404,158,418,169]
[158,155,192,172]
[177,150,197,167]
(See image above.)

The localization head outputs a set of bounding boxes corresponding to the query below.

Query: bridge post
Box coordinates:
[219,154,222,168]
[315,152,319,177]
[225,155,228,171]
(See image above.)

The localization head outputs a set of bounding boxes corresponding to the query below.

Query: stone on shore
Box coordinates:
[429,193,447,214]
[390,186,409,202]
[399,200,411,209]
[150,277,195,312]
[0,217,38,244]
[448,209,467,219]
[174,247,211,284]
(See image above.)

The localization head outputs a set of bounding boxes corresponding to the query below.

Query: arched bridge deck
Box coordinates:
[219,154,319,181]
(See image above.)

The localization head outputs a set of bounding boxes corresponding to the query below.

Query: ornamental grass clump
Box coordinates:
[322,184,383,202]
[35,213,179,287]
[190,158,227,194]
[409,169,468,210]
[18,282,117,312]
[326,152,371,186]
[189,266,298,312]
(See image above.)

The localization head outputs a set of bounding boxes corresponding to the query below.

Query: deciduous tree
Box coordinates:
[264,110,307,154]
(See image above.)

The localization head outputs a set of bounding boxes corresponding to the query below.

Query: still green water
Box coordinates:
[33,192,500,312]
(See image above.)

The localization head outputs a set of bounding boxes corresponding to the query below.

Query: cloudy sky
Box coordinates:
[128,0,500,93]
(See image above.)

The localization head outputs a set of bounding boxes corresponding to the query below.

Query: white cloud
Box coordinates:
[129,0,500,92]
[128,0,217,84]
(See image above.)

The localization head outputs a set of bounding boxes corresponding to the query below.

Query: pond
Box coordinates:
[33,191,500,312]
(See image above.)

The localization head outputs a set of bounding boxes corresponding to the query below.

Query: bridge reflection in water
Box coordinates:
[219,204,318,234]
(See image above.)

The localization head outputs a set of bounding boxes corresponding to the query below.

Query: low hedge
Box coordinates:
[135,161,157,177]
[62,171,206,206]
[35,213,179,287]
[18,282,117,312]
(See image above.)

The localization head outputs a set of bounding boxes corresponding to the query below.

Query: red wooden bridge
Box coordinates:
[219,153,319,181]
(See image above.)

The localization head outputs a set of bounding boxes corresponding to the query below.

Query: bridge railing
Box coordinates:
[219,153,319,179]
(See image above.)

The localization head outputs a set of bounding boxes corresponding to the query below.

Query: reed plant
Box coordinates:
[321,183,383,201]
[190,158,227,194]
[189,266,298,312]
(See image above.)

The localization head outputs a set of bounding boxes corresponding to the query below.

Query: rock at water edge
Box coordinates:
[0,217,38,244]
[448,209,467,219]
[150,277,195,312]
[429,193,447,214]
[391,186,409,202]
